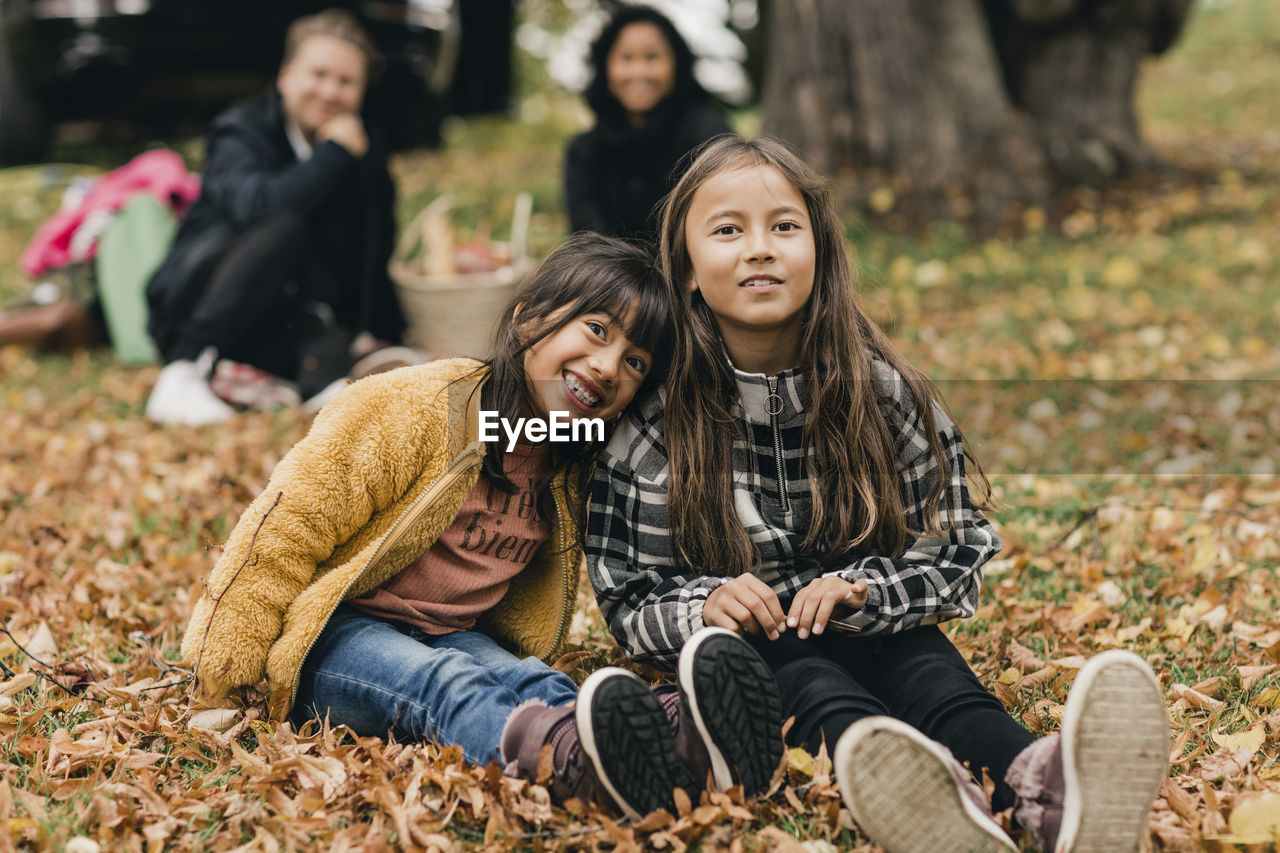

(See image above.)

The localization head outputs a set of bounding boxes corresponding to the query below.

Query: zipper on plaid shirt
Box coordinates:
[766,376,790,515]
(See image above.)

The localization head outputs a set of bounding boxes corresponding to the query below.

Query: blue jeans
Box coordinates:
[291,605,579,765]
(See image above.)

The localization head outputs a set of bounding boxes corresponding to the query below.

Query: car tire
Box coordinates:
[0,19,50,165]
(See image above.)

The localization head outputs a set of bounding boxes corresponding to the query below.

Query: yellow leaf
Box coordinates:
[1163,616,1196,643]
[1254,687,1280,711]
[7,818,46,843]
[887,256,914,287]
[869,187,895,214]
[1100,256,1142,288]
[1243,337,1269,359]
[997,667,1021,685]
[1224,792,1280,844]
[1072,595,1101,616]
[1203,332,1231,358]
[786,747,815,780]
[1211,725,1265,756]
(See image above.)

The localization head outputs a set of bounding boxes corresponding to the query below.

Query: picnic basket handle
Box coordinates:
[510,192,532,261]
[395,194,454,263]
[395,192,532,267]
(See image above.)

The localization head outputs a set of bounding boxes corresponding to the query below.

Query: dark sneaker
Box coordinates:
[500,667,690,819]
[834,716,1017,853]
[1049,650,1169,853]
[674,627,784,796]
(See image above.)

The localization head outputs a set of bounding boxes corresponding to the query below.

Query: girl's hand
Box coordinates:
[786,576,868,639]
[703,574,787,639]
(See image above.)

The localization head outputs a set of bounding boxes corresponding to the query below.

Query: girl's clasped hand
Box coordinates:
[703,573,868,640]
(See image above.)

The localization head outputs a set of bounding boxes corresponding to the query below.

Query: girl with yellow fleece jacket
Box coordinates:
[181,233,775,818]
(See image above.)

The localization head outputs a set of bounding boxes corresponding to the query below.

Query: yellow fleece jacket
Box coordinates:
[179,359,582,720]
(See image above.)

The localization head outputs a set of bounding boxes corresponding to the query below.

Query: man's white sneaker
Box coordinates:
[146,358,236,425]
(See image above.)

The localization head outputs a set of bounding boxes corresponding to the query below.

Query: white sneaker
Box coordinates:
[146,354,236,426]
[834,716,1017,853]
[1055,650,1168,853]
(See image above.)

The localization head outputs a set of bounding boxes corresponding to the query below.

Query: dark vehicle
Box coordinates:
[0,0,458,164]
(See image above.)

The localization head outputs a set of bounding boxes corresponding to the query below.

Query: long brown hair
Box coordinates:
[659,135,990,575]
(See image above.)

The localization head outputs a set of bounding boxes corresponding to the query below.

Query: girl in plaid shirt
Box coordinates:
[586,136,1169,852]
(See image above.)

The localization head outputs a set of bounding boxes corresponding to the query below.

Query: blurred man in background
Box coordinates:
[145,8,406,426]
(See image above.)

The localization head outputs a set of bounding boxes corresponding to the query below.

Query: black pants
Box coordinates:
[166,213,352,397]
[747,625,1035,811]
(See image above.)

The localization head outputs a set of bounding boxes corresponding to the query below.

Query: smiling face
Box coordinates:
[522,310,654,423]
[276,34,368,141]
[684,163,816,372]
[606,21,677,125]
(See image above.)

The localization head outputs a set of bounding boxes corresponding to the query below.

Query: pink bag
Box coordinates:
[19,149,200,277]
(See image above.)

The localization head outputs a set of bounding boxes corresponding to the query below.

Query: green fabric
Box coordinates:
[96,194,174,364]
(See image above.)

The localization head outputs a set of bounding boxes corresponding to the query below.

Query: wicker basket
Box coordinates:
[390,192,534,359]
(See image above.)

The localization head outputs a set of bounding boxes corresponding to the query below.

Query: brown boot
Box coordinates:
[658,627,784,796]
[501,667,691,819]
[1008,650,1168,853]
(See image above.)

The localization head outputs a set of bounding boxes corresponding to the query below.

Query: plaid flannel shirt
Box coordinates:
[586,358,1002,670]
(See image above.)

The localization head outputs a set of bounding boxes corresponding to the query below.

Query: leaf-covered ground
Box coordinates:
[3,1,1280,850]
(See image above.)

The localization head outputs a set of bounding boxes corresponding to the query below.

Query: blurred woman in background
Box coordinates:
[564,5,732,242]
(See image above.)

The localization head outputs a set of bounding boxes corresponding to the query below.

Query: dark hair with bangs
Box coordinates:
[658,135,992,575]
[477,232,671,527]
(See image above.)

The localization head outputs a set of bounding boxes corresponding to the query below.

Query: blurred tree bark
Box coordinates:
[760,0,1195,219]
[449,0,516,115]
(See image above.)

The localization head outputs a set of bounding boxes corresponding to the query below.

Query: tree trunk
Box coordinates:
[987,0,1195,183]
[761,0,1050,215]
[760,0,1195,221]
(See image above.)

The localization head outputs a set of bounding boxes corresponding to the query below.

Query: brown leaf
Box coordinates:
[1161,779,1201,825]
[1266,638,1280,666]
[188,707,241,733]
[633,809,674,832]
[1198,746,1254,782]
[1238,664,1277,691]
[1171,683,1224,712]
[671,786,692,817]
[1007,640,1047,673]
[690,804,721,825]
